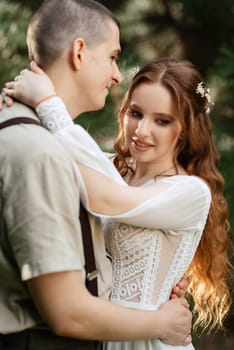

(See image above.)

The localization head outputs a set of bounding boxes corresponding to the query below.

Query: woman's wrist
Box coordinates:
[35,96,73,133]
[33,94,57,108]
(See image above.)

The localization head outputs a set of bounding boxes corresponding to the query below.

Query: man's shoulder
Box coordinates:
[0,101,38,121]
[0,102,70,160]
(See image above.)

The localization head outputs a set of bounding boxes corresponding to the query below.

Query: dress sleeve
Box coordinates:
[105,179,211,231]
[36,97,126,186]
[36,97,211,231]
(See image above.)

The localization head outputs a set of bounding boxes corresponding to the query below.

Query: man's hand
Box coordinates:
[158,298,192,346]
[2,61,55,108]
[170,276,189,299]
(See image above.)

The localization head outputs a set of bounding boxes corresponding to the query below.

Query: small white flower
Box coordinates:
[196,81,214,113]
[196,82,206,97]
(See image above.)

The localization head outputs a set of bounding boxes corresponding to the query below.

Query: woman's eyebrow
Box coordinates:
[129,103,174,119]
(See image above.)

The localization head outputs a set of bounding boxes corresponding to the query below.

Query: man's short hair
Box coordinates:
[27,0,120,69]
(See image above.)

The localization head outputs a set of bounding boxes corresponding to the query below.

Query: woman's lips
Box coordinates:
[132,138,154,151]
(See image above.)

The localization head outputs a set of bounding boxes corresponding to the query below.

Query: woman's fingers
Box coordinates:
[2,63,55,108]
[4,81,16,90]
[0,91,14,110]
[5,95,14,106]
[0,93,4,110]
[20,68,29,75]
[30,61,45,75]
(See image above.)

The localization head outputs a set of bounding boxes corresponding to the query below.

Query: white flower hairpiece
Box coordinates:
[196,82,214,113]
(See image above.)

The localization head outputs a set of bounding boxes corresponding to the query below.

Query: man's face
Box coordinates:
[77,20,122,113]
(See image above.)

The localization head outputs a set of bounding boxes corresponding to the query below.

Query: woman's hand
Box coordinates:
[0,91,14,110]
[2,61,56,108]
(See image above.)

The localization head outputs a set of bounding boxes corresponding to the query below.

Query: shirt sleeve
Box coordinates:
[6,152,84,281]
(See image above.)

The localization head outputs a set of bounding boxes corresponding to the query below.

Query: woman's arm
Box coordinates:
[3,63,211,230]
[35,104,211,233]
[36,107,210,232]
[3,65,172,215]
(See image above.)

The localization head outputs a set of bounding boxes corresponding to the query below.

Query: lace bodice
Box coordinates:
[36,97,211,311]
[103,178,204,309]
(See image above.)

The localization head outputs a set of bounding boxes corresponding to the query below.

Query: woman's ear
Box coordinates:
[70,38,85,70]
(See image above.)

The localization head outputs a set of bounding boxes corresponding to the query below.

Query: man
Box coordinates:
[0,1,192,349]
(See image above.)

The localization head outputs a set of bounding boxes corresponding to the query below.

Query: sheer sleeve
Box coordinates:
[36,97,126,185]
[106,178,211,231]
[36,97,211,231]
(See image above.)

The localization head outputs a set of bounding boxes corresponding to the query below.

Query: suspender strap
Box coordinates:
[79,203,98,296]
[0,117,42,129]
[0,116,98,296]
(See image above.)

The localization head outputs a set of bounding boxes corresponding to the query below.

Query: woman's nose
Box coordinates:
[135,119,151,137]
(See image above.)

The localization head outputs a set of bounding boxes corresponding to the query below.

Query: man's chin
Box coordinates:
[94,98,106,111]
[85,101,105,113]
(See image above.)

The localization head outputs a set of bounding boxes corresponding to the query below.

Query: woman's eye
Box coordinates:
[156,119,170,126]
[127,108,142,118]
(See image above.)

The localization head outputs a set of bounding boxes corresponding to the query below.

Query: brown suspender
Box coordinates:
[79,203,98,296]
[0,117,42,128]
[0,117,98,296]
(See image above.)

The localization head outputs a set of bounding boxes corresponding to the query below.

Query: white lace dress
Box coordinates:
[103,175,207,350]
[36,97,211,350]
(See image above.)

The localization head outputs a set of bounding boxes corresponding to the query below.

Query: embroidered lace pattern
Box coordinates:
[103,219,202,308]
[36,96,73,133]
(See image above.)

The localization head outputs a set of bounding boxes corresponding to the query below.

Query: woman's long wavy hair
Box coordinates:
[114,58,233,332]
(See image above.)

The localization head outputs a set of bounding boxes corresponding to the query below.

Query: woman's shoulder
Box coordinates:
[162,175,211,197]
[162,174,208,186]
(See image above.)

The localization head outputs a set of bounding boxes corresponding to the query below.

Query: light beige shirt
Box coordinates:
[0,103,112,333]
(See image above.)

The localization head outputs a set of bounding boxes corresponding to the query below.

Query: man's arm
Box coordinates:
[28,270,192,344]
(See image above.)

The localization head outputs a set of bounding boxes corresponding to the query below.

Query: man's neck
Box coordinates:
[46,71,81,120]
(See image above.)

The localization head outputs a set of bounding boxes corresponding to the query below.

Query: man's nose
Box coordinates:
[112,63,122,84]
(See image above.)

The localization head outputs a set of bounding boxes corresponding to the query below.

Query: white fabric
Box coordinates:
[36,97,211,350]
[104,176,209,306]
[106,340,195,350]
[36,97,125,183]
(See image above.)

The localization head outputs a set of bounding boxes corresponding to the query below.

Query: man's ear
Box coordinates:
[70,38,86,70]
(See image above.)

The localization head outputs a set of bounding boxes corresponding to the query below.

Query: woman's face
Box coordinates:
[123,82,182,168]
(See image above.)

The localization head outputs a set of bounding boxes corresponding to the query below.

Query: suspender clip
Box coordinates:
[87,270,98,281]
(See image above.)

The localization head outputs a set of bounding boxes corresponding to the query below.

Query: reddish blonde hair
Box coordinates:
[114,58,233,332]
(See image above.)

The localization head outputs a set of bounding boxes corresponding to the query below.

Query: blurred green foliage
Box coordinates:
[0,1,233,345]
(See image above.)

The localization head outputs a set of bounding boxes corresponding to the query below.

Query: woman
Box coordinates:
[3,58,232,350]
